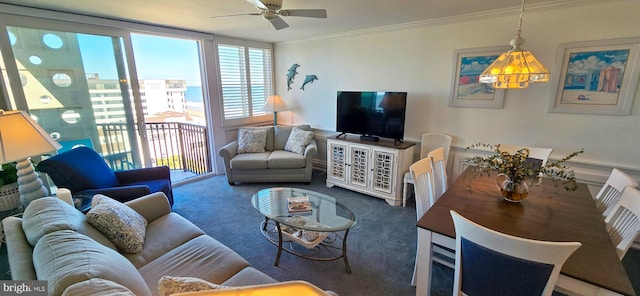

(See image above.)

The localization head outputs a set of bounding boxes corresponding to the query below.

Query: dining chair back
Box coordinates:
[409,156,438,286]
[450,210,581,296]
[402,132,452,207]
[498,144,553,166]
[595,168,638,218]
[409,156,436,219]
[427,147,448,200]
[604,186,640,260]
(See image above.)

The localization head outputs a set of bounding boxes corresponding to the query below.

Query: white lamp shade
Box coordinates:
[263,95,289,112]
[0,110,62,163]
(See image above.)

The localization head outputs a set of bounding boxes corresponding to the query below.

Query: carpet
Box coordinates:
[0,169,638,296]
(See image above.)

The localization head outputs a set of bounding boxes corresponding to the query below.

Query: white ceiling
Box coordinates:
[0,0,608,43]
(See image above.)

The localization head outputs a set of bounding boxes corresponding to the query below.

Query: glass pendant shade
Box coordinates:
[479,0,550,89]
[479,45,550,89]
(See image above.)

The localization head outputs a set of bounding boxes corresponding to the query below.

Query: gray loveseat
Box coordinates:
[2,192,278,295]
[218,125,317,185]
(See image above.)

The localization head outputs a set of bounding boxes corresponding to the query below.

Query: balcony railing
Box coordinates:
[97,122,211,176]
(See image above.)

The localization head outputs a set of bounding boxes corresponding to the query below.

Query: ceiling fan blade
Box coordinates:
[246,0,267,10]
[270,16,289,30]
[280,9,327,18]
[211,13,261,19]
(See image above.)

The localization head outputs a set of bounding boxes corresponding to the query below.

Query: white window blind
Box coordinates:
[217,43,273,122]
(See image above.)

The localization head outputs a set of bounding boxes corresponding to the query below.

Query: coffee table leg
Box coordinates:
[343,228,352,274]
[262,217,269,231]
[274,221,283,267]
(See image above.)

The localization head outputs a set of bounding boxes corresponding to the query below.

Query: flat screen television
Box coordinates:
[336,91,407,143]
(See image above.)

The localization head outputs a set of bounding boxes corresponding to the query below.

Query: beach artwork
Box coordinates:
[549,38,640,115]
[559,49,630,105]
[449,47,506,108]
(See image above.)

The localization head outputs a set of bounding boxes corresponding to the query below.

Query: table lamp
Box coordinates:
[0,109,62,207]
[263,95,288,125]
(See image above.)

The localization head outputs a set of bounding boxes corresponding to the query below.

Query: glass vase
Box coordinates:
[495,174,529,202]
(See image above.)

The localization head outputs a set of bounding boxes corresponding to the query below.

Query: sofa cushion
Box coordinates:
[237,128,267,154]
[63,278,136,296]
[124,212,205,268]
[284,126,315,154]
[230,152,270,169]
[267,150,306,169]
[138,235,250,294]
[158,276,231,296]
[221,267,277,287]
[32,230,152,296]
[86,194,148,253]
[21,197,116,250]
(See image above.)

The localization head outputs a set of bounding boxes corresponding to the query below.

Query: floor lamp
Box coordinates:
[263,95,289,126]
[0,110,61,207]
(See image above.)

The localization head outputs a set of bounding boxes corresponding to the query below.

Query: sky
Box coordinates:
[78,33,202,86]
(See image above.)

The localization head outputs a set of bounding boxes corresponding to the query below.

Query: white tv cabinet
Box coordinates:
[326,136,415,206]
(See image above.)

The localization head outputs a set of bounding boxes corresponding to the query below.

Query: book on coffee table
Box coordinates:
[287,196,312,213]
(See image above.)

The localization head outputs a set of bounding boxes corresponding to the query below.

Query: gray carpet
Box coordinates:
[169,170,442,295]
[0,170,638,296]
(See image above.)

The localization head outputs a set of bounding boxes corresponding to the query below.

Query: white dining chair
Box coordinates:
[450,210,581,296]
[594,168,638,219]
[409,156,437,286]
[604,186,640,260]
[498,144,553,166]
[427,147,448,200]
[402,132,452,206]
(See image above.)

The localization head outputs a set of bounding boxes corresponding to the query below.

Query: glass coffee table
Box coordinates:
[251,187,357,273]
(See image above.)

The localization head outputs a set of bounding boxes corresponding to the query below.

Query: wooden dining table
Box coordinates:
[415,167,635,296]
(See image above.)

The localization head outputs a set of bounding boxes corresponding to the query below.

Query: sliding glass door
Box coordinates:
[1,17,142,170]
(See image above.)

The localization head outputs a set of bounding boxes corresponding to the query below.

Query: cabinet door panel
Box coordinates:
[349,144,370,188]
[327,141,348,183]
[371,149,396,194]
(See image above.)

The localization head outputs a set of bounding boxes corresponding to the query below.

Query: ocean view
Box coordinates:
[185,85,203,103]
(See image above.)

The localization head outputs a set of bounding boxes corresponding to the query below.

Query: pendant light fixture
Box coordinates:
[479,0,550,89]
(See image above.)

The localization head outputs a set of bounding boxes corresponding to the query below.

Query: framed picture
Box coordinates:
[449,46,507,108]
[548,38,640,115]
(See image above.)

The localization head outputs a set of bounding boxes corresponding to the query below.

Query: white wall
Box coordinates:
[273,1,640,171]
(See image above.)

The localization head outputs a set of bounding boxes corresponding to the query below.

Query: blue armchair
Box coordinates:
[37,147,173,205]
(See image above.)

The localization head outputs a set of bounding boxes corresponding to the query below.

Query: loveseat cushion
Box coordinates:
[274,125,311,150]
[32,230,152,296]
[284,126,315,154]
[230,152,270,169]
[267,150,306,169]
[237,128,267,153]
[62,278,136,296]
[21,197,116,250]
[138,235,250,295]
[240,126,274,151]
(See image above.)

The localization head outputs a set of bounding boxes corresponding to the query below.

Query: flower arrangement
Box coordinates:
[465,143,584,192]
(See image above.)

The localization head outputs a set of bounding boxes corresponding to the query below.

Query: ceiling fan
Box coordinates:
[212,0,327,30]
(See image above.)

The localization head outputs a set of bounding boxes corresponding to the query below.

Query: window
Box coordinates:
[217,41,273,125]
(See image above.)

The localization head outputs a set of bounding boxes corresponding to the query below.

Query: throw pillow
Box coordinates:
[284,126,314,154]
[158,276,231,296]
[237,128,267,154]
[86,194,148,253]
